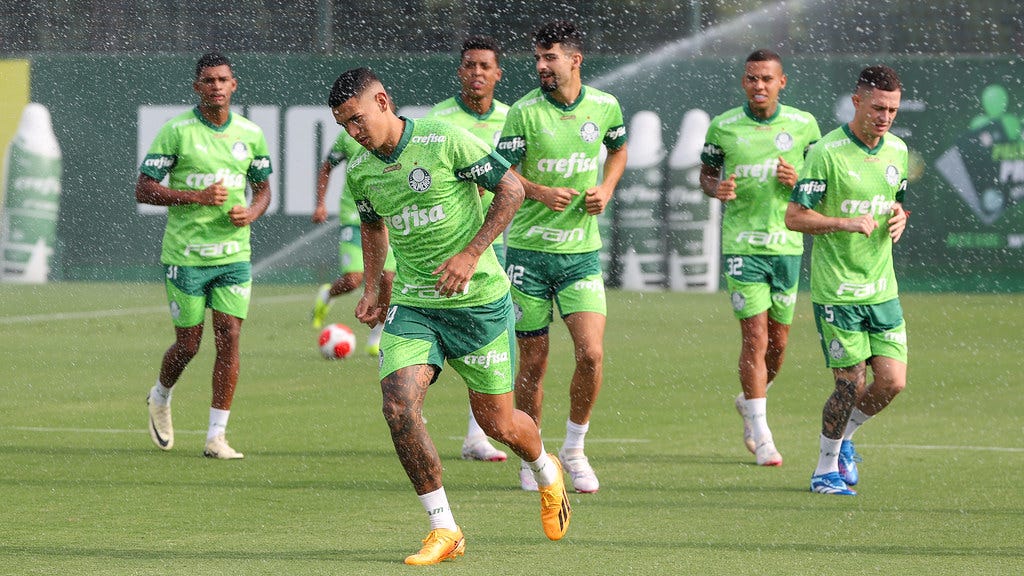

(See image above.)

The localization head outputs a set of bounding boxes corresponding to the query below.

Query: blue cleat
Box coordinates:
[838,440,862,486]
[810,471,857,495]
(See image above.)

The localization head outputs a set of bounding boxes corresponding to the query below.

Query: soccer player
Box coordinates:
[328,67,571,564]
[785,65,910,496]
[137,52,273,459]
[496,20,628,494]
[699,49,821,467]
[310,127,396,357]
[426,34,511,464]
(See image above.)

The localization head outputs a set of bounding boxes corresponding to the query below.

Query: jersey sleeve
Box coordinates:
[700,120,725,168]
[451,126,511,191]
[791,143,830,209]
[346,170,381,224]
[603,100,627,150]
[495,104,526,166]
[139,122,180,180]
[246,130,273,183]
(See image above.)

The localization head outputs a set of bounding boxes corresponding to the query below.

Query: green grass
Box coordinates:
[1,283,1021,575]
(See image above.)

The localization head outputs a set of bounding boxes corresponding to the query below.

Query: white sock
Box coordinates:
[466,408,485,440]
[562,419,589,453]
[207,408,230,442]
[742,397,772,446]
[419,487,458,531]
[843,408,872,440]
[150,380,173,405]
[814,434,842,476]
[526,452,558,487]
[367,323,384,346]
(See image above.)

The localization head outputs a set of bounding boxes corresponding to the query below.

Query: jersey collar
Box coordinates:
[372,116,415,165]
[455,97,496,120]
[742,102,780,124]
[192,106,233,132]
[842,123,885,155]
[543,86,586,112]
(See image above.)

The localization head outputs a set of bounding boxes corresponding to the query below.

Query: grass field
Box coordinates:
[1,283,1021,575]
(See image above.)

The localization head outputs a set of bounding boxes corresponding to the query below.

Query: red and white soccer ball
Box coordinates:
[318,323,356,359]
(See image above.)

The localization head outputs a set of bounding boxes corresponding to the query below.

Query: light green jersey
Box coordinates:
[702,102,820,256]
[427,96,509,245]
[140,107,272,267]
[324,130,365,226]
[497,86,627,254]
[791,124,909,305]
[347,117,512,309]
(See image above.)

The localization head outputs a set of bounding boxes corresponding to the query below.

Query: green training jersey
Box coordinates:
[325,130,365,226]
[347,117,512,309]
[497,86,627,254]
[791,124,908,305]
[140,107,272,267]
[702,102,820,256]
[427,96,509,245]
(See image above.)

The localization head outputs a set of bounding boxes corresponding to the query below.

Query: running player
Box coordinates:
[138,52,273,459]
[329,67,571,564]
[496,20,628,494]
[427,34,510,463]
[310,128,396,357]
[700,49,821,466]
[785,65,910,496]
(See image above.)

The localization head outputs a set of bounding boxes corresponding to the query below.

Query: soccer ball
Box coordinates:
[318,323,356,359]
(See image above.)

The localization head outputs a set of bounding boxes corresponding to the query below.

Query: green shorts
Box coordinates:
[813,299,908,368]
[378,293,516,395]
[723,254,800,323]
[164,262,252,328]
[337,224,396,275]
[505,247,606,335]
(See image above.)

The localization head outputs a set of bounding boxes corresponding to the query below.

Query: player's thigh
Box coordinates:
[553,251,606,318]
[506,247,554,333]
[865,299,907,364]
[164,263,249,327]
[444,294,517,395]
[207,262,252,320]
[723,254,773,320]
[813,303,872,368]
[766,255,800,325]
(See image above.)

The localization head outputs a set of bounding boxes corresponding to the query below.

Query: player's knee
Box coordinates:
[574,344,603,370]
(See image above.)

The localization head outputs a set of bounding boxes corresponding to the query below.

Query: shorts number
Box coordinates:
[506,264,524,286]
[384,305,398,325]
[166,265,178,280]
[823,305,835,324]
[726,256,743,277]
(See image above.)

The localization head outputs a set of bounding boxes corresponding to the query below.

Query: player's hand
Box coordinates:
[539,186,580,212]
[198,180,228,206]
[845,214,878,237]
[433,250,478,297]
[584,184,613,215]
[228,204,251,227]
[355,291,387,326]
[887,205,908,243]
[311,203,328,224]
[715,174,737,202]
[775,156,798,189]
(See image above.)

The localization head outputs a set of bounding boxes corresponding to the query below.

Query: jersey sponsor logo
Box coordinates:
[389,203,447,236]
[607,125,626,141]
[250,157,271,171]
[231,141,250,161]
[356,199,376,217]
[408,167,432,192]
[411,133,446,144]
[702,143,724,157]
[797,180,826,195]
[772,292,796,307]
[840,195,895,216]
[735,230,791,246]
[775,131,794,152]
[185,169,245,189]
[182,240,242,258]
[497,136,526,153]
[143,155,175,170]
[461,350,510,369]
[733,158,780,183]
[524,225,585,243]
[398,282,468,299]
[536,152,598,178]
[572,278,602,292]
[228,284,251,298]
[836,278,888,298]
[885,164,901,186]
[884,330,907,345]
[580,121,600,143]
[456,162,493,180]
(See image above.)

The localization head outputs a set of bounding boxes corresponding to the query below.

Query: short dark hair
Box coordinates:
[857,65,902,92]
[328,67,382,108]
[195,51,232,79]
[746,49,783,66]
[462,35,501,63]
[534,20,584,53]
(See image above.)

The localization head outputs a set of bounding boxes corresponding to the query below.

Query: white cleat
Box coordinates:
[755,440,783,467]
[519,465,539,492]
[558,448,600,493]
[735,393,756,454]
[461,437,508,462]
[147,389,173,451]
[203,434,244,460]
